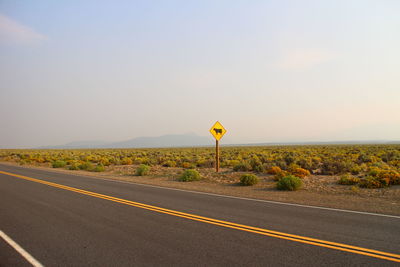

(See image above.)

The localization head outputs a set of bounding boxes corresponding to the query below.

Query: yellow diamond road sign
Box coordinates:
[210,121,227,141]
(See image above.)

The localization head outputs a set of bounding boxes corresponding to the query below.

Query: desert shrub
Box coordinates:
[195,158,205,167]
[136,164,150,176]
[19,154,29,160]
[195,158,214,168]
[239,174,259,186]
[133,157,144,164]
[368,167,380,177]
[121,157,133,165]
[276,175,302,191]
[350,165,362,175]
[391,174,400,185]
[381,151,400,162]
[228,160,240,167]
[297,158,313,171]
[68,163,80,170]
[268,166,282,175]
[178,169,201,182]
[92,164,105,172]
[357,153,373,163]
[99,158,111,166]
[162,160,177,167]
[377,176,390,187]
[138,156,152,165]
[287,163,300,172]
[262,162,273,170]
[275,160,288,170]
[233,162,252,172]
[371,161,390,169]
[359,176,385,189]
[290,167,310,178]
[249,157,264,173]
[377,170,400,185]
[109,157,121,165]
[181,162,195,169]
[283,152,296,165]
[181,162,190,168]
[389,160,400,169]
[273,170,288,181]
[78,161,94,171]
[253,164,265,173]
[321,160,352,175]
[52,160,67,168]
[34,157,45,163]
[338,174,360,185]
[311,156,322,168]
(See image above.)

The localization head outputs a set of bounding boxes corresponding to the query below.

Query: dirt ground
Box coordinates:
[2,162,400,216]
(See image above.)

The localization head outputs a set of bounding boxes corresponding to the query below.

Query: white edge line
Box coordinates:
[2,163,400,219]
[0,230,44,267]
[92,177,400,219]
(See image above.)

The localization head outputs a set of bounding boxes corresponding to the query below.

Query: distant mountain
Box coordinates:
[108,133,212,148]
[224,140,400,147]
[39,140,112,149]
[39,133,213,149]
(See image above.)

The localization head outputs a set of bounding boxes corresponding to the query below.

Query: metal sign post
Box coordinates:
[216,139,220,172]
[209,121,226,173]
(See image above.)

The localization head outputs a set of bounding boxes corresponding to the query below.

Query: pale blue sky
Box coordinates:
[1,1,399,148]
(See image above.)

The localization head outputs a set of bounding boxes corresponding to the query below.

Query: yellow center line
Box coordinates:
[1,170,399,263]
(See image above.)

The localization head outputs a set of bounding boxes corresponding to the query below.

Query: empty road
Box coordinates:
[1,163,399,266]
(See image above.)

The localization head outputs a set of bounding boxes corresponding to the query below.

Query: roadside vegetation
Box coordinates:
[178,169,201,182]
[1,145,399,190]
[239,174,259,186]
[276,175,303,191]
[136,164,150,176]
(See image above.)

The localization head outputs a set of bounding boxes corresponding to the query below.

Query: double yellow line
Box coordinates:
[1,170,400,263]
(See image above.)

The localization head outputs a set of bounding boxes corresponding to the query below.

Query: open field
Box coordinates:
[1,145,399,215]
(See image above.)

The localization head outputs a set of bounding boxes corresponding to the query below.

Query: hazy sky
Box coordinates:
[1,1,399,148]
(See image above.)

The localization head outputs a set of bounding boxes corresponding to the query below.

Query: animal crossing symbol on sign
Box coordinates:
[209,121,227,141]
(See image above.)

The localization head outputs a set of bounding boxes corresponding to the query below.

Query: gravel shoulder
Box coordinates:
[1,161,399,216]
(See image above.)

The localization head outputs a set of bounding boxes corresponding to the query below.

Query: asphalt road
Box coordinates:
[1,163,399,266]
